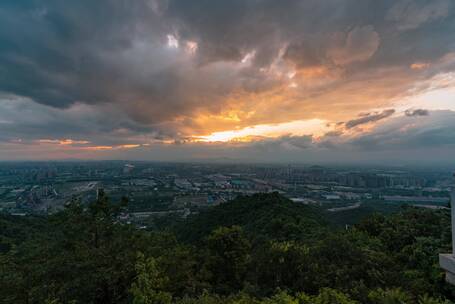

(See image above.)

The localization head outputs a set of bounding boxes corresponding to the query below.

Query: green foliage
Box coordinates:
[205,226,251,293]
[262,291,300,304]
[0,193,454,304]
[0,213,46,252]
[368,288,412,304]
[130,253,172,304]
[367,288,452,304]
[0,193,156,303]
[175,192,325,243]
[311,288,358,304]
[418,294,453,304]
[253,241,311,292]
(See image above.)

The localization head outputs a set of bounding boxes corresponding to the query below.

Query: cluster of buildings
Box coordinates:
[0,162,452,218]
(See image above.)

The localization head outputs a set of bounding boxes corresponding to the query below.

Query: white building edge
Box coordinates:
[439,173,455,285]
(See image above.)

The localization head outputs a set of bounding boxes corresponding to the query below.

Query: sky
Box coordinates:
[0,0,455,164]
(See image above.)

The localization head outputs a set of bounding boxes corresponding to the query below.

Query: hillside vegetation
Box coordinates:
[0,192,454,303]
[174,192,326,243]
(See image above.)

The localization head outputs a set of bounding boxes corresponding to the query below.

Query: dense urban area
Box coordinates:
[1,161,453,224]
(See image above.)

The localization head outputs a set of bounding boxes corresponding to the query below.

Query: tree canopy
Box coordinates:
[0,193,454,303]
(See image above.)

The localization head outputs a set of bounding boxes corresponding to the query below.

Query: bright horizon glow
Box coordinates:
[395,72,455,112]
[196,119,330,142]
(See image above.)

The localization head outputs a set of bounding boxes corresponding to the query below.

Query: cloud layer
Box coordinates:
[0,0,454,163]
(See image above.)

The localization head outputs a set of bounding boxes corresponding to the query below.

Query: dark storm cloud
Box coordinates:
[324,131,343,137]
[0,96,166,146]
[345,109,395,129]
[1,0,453,109]
[346,110,455,150]
[283,42,324,69]
[0,0,168,107]
[386,0,450,31]
[405,108,430,116]
[168,0,455,67]
[0,0,454,157]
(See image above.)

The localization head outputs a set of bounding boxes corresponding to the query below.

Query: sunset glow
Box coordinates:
[196,119,330,142]
[0,0,454,163]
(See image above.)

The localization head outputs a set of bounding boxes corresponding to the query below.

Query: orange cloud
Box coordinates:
[32,139,143,152]
[37,139,90,145]
[410,62,430,70]
[81,145,113,151]
[81,144,141,151]
[118,144,141,149]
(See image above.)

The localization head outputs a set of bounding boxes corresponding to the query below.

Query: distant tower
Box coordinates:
[439,172,455,285]
[96,188,104,200]
[123,164,135,174]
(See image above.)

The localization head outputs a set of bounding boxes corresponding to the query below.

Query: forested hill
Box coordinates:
[174,192,326,243]
[0,192,454,303]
